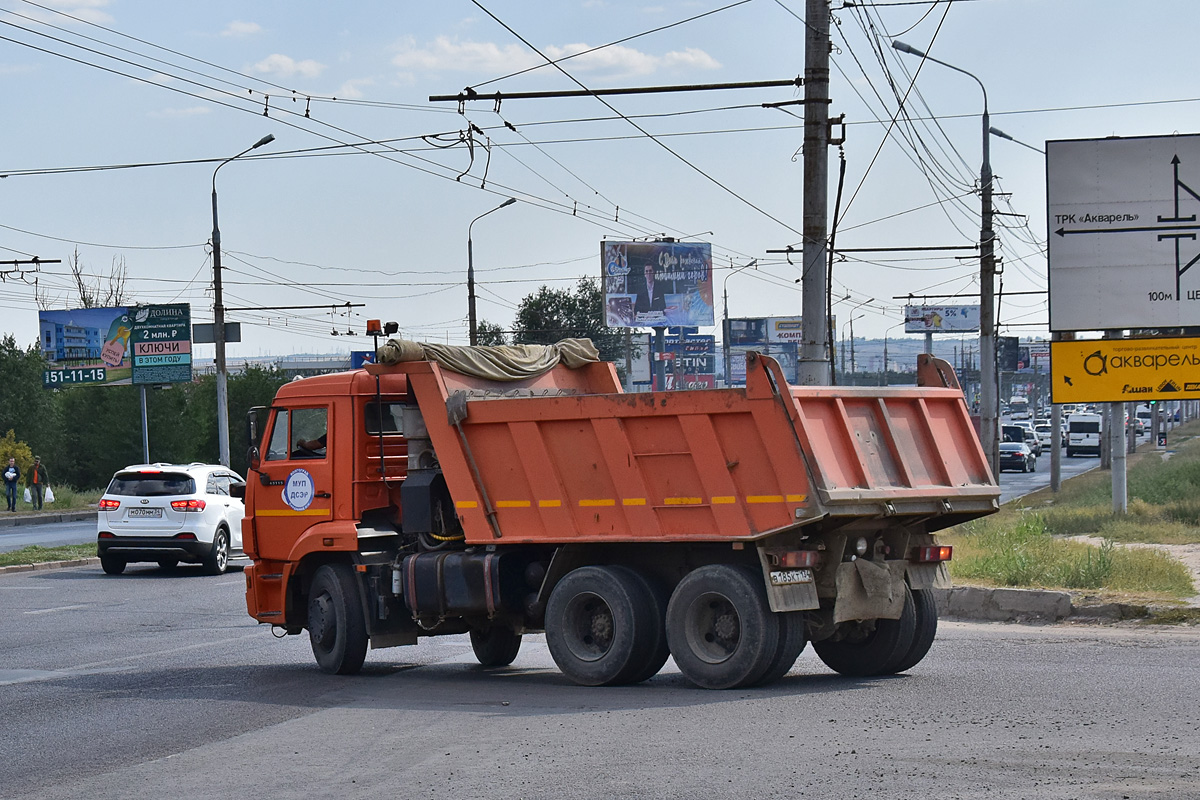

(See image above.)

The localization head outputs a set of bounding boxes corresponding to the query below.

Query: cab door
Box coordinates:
[251,405,335,562]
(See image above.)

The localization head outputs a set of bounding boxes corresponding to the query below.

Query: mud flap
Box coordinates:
[832,559,908,624]
[906,561,951,590]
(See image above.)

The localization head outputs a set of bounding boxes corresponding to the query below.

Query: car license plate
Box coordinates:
[127,508,162,518]
[769,568,813,586]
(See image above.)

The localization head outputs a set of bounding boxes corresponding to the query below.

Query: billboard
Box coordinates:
[39,304,192,388]
[903,305,980,333]
[1051,336,1200,404]
[603,241,714,328]
[1047,134,1200,332]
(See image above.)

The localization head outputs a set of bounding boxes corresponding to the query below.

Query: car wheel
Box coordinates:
[203,528,229,575]
[100,554,126,575]
[308,563,368,675]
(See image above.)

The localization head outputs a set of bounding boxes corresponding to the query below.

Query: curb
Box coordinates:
[0,511,97,529]
[0,557,99,575]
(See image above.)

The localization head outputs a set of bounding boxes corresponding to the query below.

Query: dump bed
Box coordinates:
[387,351,997,545]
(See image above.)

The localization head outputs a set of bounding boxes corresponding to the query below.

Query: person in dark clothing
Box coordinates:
[3,457,19,512]
[27,456,49,511]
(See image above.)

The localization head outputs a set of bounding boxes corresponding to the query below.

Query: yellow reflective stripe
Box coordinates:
[746,495,784,504]
[257,509,330,516]
[664,497,702,505]
[711,496,736,504]
[786,494,808,503]
[495,500,530,508]
[455,500,478,509]
[579,499,615,507]
[622,498,646,506]
[538,500,562,508]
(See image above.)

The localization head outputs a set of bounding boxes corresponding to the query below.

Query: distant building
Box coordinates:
[40,320,103,363]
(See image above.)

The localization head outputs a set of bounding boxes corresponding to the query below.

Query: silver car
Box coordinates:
[96,463,246,575]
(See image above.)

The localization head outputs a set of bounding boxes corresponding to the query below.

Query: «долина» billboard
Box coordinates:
[603,241,715,328]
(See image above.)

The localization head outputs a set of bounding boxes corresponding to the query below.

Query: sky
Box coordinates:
[1,0,1198,361]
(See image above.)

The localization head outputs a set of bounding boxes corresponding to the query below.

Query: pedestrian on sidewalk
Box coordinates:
[27,456,48,511]
[3,457,19,512]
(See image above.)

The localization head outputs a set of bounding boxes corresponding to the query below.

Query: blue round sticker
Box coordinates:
[283,468,315,511]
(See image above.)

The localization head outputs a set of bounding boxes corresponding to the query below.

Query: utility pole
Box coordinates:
[797,0,831,386]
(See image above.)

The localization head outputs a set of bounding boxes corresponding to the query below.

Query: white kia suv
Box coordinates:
[96,463,246,575]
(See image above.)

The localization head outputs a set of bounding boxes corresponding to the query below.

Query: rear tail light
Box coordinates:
[767,550,822,569]
[98,531,114,539]
[98,499,120,510]
[170,499,207,512]
[912,545,953,563]
[174,532,197,540]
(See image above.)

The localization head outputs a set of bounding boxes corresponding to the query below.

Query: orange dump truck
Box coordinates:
[241,342,997,689]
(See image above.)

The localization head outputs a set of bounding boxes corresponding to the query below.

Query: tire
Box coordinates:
[665,564,780,690]
[619,567,671,684]
[752,611,807,687]
[812,583,916,677]
[308,563,368,675]
[884,588,938,674]
[469,624,523,667]
[157,559,178,571]
[545,565,660,686]
[203,528,229,575]
[100,554,126,575]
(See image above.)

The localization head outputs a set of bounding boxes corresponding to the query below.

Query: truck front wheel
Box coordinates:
[545,565,662,686]
[665,565,780,690]
[812,584,916,677]
[308,564,368,675]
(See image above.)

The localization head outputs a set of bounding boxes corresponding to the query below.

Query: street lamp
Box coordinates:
[211,133,274,467]
[881,320,906,386]
[892,39,998,476]
[721,259,757,385]
[468,198,517,345]
[841,313,864,377]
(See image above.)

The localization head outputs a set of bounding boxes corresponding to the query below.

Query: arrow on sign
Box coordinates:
[1063,375,1073,387]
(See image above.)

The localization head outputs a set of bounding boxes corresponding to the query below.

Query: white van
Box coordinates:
[1066,413,1103,457]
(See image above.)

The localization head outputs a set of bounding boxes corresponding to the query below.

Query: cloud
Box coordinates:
[221,20,262,38]
[335,78,374,100]
[391,36,719,79]
[148,106,211,119]
[251,54,325,79]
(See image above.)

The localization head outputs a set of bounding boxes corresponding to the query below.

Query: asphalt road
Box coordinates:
[3,563,1198,800]
[0,519,96,554]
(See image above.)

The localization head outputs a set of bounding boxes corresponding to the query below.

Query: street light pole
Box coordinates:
[722,259,757,385]
[467,198,517,345]
[211,133,274,467]
[892,40,998,476]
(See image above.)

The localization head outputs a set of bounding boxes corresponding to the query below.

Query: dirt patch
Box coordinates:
[1067,535,1200,608]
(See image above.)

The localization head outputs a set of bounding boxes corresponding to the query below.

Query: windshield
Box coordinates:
[107,472,196,497]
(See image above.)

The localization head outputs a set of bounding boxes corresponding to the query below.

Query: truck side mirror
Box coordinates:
[230,482,246,500]
[247,445,261,473]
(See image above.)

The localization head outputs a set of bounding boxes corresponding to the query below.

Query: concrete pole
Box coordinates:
[796,0,831,386]
[924,331,933,355]
[1107,330,1127,514]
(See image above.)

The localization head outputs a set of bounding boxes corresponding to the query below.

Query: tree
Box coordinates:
[475,320,508,346]
[0,335,57,461]
[510,278,624,363]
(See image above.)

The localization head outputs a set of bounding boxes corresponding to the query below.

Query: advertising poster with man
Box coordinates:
[603,241,715,328]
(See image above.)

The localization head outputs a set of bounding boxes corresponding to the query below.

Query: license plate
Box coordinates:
[769,568,813,586]
[127,508,162,518]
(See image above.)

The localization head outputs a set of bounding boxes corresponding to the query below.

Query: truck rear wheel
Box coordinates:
[752,611,807,687]
[812,584,915,677]
[882,588,938,674]
[470,624,523,667]
[545,565,662,686]
[308,564,368,675]
[665,565,780,690]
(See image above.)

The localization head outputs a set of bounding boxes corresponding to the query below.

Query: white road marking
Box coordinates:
[24,604,90,615]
